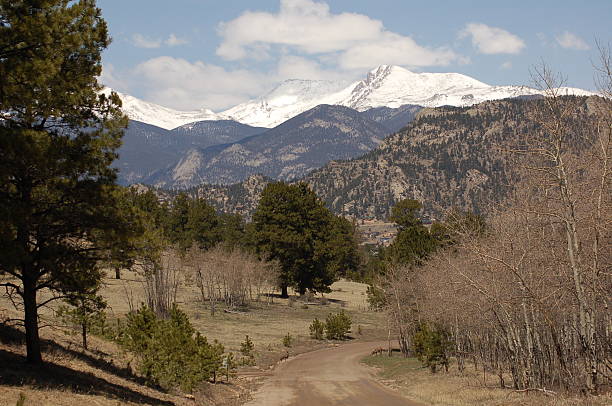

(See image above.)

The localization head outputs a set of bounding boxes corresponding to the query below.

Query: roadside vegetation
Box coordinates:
[363,353,611,406]
[364,47,611,401]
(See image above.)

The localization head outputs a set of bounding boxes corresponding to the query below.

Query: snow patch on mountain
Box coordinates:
[102,88,227,130]
[221,79,348,129]
[221,65,596,128]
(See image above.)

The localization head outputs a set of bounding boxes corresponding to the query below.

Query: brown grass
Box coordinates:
[99,271,385,352]
[363,353,612,406]
[0,272,385,405]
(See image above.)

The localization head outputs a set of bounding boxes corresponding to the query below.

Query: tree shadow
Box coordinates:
[0,325,173,405]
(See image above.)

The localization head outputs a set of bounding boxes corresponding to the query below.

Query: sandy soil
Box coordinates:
[245,341,422,406]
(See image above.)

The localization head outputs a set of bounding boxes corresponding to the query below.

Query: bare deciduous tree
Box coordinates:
[187,245,279,315]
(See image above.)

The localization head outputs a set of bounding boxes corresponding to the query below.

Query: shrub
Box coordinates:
[119,304,224,391]
[16,393,26,406]
[412,322,451,373]
[282,332,293,347]
[240,334,254,357]
[309,318,325,340]
[325,311,352,340]
[56,293,107,350]
[366,284,386,311]
[240,335,255,366]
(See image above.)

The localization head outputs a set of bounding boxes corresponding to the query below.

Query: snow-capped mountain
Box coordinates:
[220,79,348,129]
[221,65,595,128]
[102,88,227,130]
[106,65,596,130]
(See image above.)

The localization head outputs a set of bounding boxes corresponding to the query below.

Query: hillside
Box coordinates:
[192,96,600,220]
[146,105,393,188]
[115,120,266,185]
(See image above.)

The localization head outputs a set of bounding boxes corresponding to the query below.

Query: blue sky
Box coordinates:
[97,0,611,111]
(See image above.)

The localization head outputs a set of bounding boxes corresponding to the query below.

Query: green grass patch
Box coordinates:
[362,353,422,379]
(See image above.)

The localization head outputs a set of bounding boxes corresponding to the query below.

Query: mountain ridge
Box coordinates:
[144,104,395,188]
[184,96,602,220]
[105,65,596,129]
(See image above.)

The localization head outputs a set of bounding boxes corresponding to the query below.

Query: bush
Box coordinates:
[223,352,237,381]
[239,335,255,366]
[309,318,325,340]
[366,284,386,311]
[412,322,451,373]
[119,305,224,391]
[56,293,108,349]
[325,311,352,340]
[282,332,293,347]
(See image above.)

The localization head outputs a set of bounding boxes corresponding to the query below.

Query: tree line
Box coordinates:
[369,59,611,395]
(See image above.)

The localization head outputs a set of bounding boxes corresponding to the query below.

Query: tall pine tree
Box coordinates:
[0,0,132,364]
[252,182,357,297]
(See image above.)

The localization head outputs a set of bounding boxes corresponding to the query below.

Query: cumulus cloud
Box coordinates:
[99,63,129,90]
[339,32,461,70]
[276,55,354,81]
[216,0,462,69]
[131,33,188,48]
[132,57,270,111]
[556,31,590,50]
[459,23,525,54]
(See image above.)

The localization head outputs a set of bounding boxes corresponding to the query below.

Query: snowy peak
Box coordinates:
[102,88,226,130]
[106,65,596,129]
[221,78,347,128]
[335,65,491,110]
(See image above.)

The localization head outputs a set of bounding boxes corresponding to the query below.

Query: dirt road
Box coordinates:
[245,341,422,406]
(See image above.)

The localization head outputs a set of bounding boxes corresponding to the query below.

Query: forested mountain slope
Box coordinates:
[191,96,600,220]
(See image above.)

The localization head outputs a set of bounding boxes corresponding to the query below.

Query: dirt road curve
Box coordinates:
[245,341,422,406]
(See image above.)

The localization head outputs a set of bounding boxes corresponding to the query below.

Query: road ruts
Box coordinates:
[244,341,423,406]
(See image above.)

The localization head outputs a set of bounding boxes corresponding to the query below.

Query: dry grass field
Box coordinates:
[99,269,384,351]
[0,270,386,406]
[362,353,612,406]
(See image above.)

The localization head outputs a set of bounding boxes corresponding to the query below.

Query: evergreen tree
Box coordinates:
[57,289,107,350]
[186,197,220,250]
[385,199,437,265]
[218,213,248,249]
[322,216,362,279]
[164,192,191,249]
[252,182,344,297]
[0,0,133,363]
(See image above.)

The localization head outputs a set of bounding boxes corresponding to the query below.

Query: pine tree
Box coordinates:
[385,199,437,265]
[252,182,345,297]
[0,0,132,364]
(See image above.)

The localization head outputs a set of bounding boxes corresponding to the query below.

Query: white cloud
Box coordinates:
[132,57,271,111]
[459,23,525,54]
[556,31,590,50]
[500,61,512,70]
[276,55,353,81]
[165,34,188,47]
[216,0,462,68]
[339,32,459,70]
[132,33,162,49]
[131,33,188,49]
[99,63,129,90]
